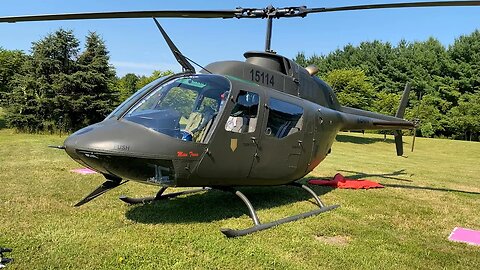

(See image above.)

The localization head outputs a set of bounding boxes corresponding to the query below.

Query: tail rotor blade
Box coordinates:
[394,130,403,156]
[393,82,411,156]
[396,82,411,118]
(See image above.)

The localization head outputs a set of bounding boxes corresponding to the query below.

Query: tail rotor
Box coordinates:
[394,82,411,156]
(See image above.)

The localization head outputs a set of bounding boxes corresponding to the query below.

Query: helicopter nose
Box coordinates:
[63,124,98,165]
[63,120,132,175]
[64,136,78,160]
[62,119,190,185]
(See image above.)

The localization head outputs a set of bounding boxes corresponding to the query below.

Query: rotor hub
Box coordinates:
[234,6,309,19]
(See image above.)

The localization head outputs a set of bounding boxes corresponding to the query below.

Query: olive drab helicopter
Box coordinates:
[1,1,478,237]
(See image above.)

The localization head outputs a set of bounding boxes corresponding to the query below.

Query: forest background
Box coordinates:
[0,29,479,141]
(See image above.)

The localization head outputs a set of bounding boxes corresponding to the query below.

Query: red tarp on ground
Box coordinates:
[308,173,384,189]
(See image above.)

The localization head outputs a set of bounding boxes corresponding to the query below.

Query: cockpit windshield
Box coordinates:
[124,74,231,143]
[106,76,169,120]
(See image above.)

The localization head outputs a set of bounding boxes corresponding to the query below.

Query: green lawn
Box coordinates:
[0,129,479,269]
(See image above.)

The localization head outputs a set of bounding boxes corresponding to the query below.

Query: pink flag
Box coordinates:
[70,168,97,175]
[448,227,480,246]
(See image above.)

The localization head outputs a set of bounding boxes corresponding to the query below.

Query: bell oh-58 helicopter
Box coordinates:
[2,1,478,237]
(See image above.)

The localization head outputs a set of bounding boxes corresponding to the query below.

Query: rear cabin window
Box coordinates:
[266,98,304,138]
[225,90,259,133]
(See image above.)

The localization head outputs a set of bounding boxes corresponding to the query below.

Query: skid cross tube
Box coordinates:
[234,190,261,226]
[290,182,325,207]
[220,183,339,238]
[119,187,209,205]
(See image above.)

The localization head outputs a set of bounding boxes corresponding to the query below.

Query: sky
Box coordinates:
[0,0,479,76]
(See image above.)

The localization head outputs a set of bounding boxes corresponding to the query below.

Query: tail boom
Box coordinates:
[339,106,414,131]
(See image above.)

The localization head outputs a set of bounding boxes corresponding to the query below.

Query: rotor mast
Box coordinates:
[238,6,308,53]
[265,17,273,52]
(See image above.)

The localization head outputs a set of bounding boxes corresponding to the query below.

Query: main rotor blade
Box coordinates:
[152,18,195,73]
[396,82,411,118]
[0,10,241,23]
[307,1,480,14]
[394,130,404,156]
[1,1,479,23]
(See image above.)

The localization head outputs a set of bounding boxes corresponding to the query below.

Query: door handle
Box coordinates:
[250,137,259,148]
[251,137,259,159]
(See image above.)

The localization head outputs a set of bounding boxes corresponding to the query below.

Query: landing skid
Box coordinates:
[119,187,210,205]
[220,183,339,238]
[120,183,338,237]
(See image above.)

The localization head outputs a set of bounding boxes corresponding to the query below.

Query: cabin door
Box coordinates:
[196,89,262,181]
[249,95,305,182]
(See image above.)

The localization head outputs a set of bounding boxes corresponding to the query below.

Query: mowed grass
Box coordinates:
[0,128,479,269]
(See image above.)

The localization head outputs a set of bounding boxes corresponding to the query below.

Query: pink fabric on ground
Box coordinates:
[448,227,480,246]
[308,173,384,189]
[70,168,97,175]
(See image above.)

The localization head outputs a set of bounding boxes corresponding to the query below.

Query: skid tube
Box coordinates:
[119,187,210,205]
[220,183,340,238]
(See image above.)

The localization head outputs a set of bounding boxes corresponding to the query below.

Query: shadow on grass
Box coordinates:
[125,184,333,224]
[336,134,395,144]
[383,184,480,195]
[0,118,5,129]
[338,169,413,182]
[307,169,413,183]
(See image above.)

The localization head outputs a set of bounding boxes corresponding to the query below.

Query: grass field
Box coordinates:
[0,126,479,269]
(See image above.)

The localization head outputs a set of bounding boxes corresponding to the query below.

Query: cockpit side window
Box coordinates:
[225,90,260,133]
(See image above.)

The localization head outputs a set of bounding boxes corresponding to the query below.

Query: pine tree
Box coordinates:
[6,29,80,132]
[5,29,119,132]
[73,31,117,129]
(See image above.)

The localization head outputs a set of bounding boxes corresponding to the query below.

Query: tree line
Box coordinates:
[0,28,479,141]
[0,29,169,133]
[295,30,480,141]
